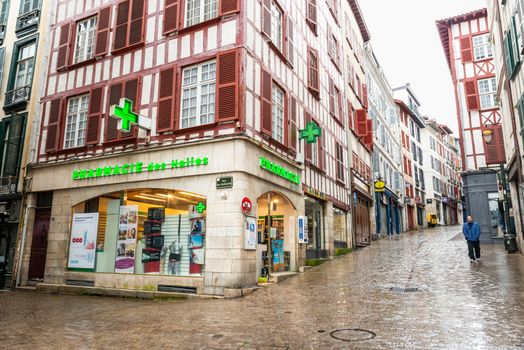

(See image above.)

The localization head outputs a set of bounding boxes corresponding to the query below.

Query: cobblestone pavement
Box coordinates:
[2,225,524,350]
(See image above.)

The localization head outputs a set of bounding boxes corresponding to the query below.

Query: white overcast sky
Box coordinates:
[359,0,487,135]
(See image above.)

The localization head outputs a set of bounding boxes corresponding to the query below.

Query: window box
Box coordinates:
[3,86,31,111]
[15,9,39,36]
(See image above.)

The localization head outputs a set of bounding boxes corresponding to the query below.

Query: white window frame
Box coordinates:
[185,0,218,27]
[478,77,497,109]
[271,84,285,144]
[14,42,36,89]
[73,16,97,64]
[270,1,283,51]
[180,60,216,129]
[472,34,492,61]
[64,94,89,149]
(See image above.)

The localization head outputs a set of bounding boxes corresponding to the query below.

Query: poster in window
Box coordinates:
[244,216,257,250]
[68,213,99,269]
[115,205,139,273]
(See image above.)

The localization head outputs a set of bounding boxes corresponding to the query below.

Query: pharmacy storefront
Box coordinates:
[20,140,304,296]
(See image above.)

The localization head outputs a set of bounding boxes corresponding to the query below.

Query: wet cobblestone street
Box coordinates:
[2,225,524,349]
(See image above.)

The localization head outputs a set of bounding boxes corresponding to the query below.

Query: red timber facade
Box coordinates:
[17,0,369,296]
[437,9,506,171]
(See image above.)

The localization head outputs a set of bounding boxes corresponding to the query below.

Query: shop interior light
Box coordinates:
[134,194,166,202]
[177,191,207,199]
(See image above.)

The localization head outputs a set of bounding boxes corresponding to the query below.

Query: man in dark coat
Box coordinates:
[463,215,481,262]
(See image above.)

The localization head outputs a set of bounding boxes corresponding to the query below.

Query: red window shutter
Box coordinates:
[337,89,343,124]
[163,0,179,34]
[306,0,317,34]
[106,82,123,142]
[289,96,297,152]
[355,109,367,137]
[95,6,112,57]
[362,83,368,109]
[86,87,104,145]
[216,49,239,121]
[261,68,272,136]
[157,66,176,132]
[308,48,319,93]
[219,0,240,16]
[121,78,140,139]
[56,22,71,71]
[364,119,373,151]
[319,132,325,170]
[45,98,64,152]
[286,19,294,65]
[262,0,271,38]
[485,124,506,165]
[464,79,479,111]
[114,0,130,51]
[129,0,146,46]
[327,28,333,59]
[328,77,335,116]
[460,37,473,63]
[305,112,312,163]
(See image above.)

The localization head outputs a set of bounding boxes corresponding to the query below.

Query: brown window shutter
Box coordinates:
[460,37,473,63]
[355,109,367,137]
[86,87,104,145]
[327,28,333,59]
[485,124,506,165]
[329,77,335,116]
[362,83,368,109]
[337,89,343,124]
[261,68,272,136]
[216,49,239,121]
[262,0,271,38]
[289,96,297,152]
[219,0,240,15]
[319,131,326,170]
[286,19,294,65]
[129,0,146,47]
[305,112,312,163]
[45,98,64,152]
[464,79,479,110]
[105,82,123,142]
[364,119,373,151]
[157,66,176,132]
[306,0,317,34]
[113,0,130,51]
[163,0,179,35]
[121,78,140,139]
[308,48,319,93]
[347,100,353,130]
[95,6,112,57]
[56,22,72,71]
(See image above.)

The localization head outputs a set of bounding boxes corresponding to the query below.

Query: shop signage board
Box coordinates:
[241,197,252,215]
[374,180,385,193]
[244,216,257,250]
[299,121,322,144]
[216,176,233,189]
[304,186,327,201]
[115,205,139,273]
[68,213,99,269]
[110,98,151,132]
[259,157,300,184]
[72,156,209,181]
[298,216,308,243]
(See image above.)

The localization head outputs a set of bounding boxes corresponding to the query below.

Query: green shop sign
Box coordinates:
[259,157,300,184]
[72,156,209,181]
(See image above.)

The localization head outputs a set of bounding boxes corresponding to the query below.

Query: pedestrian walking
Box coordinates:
[463,215,481,262]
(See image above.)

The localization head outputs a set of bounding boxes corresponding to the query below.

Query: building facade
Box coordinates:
[0,0,52,289]
[366,47,403,237]
[13,0,375,295]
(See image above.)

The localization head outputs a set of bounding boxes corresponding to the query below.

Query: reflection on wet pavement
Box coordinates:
[1,225,524,349]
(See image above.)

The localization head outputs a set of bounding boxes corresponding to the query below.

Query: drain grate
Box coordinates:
[329,329,376,342]
[389,287,419,293]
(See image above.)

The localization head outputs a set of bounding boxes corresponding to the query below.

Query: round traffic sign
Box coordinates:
[241,197,252,214]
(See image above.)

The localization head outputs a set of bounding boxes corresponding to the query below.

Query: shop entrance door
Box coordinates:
[28,208,51,281]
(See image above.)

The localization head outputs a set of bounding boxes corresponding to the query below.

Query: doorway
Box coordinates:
[27,208,51,281]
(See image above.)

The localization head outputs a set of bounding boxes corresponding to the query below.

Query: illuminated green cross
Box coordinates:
[111,98,138,132]
[299,121,322,144]
[196,202,206,213]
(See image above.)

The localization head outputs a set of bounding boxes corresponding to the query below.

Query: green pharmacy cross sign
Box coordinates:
[196,202,206,213]
[299,121,322,144]
[110,98,151,132]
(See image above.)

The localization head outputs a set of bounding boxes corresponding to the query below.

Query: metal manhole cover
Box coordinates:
[329,329,376,342]
[389,287,419,293]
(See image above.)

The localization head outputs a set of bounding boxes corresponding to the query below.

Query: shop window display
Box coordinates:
[68,189,206,277]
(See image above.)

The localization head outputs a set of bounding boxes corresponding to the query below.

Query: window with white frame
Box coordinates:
[180,60,216,128]
[64,94,89,149]
[478,77,497,109]
[272,84,285,143]
[14,42,36,89]
[472,34,492,61]
[185,0,218,27]
[270,1,283,51]
[73,16,97,64]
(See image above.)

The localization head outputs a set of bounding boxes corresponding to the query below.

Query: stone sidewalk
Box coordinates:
[1,225,524,349]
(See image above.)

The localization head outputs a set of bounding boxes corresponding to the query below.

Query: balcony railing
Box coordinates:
[16,9,40,34]
[4,86,31,110]
[0,176,18,194]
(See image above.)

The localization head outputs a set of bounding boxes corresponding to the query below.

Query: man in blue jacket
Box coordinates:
[463,215,481,262]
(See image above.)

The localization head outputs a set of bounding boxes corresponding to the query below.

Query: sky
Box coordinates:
[359,0,487,135]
